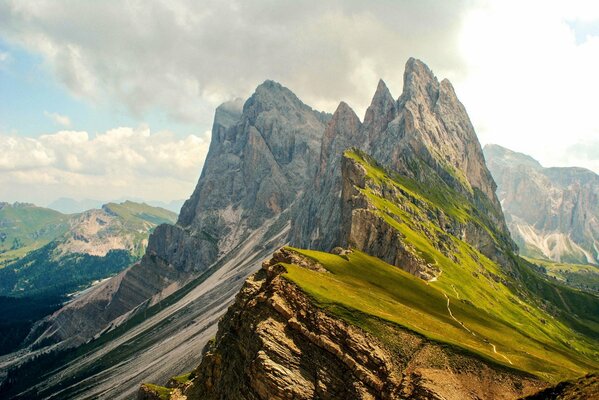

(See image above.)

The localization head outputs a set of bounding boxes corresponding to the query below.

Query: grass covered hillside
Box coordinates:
[282,248,598,382]
[0,203,70,266]
[278,150,599,383]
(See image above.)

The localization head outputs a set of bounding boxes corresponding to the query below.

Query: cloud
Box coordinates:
[0,0,471,122]
[0,0,597,179]
[456,0,599,172]
[44,111,71,127]
[0,127,208,204]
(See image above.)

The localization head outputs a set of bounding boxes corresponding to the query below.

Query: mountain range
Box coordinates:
[0,201,176,356]
[47,197,185,214]
[484,144,599,265]
[1,59,597,400]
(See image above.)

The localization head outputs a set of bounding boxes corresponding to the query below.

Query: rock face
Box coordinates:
[182,249,543,400]
[484,144,599,264]
[24,82,328,350]
[293,58,515,271]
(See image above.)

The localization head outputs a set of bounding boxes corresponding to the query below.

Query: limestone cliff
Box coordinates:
[24,83,328,350]
[484,144,599,264]
[292,58,515,271]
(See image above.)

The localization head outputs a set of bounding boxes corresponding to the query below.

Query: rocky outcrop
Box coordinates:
[485,144,599,264]
[24,82,329,350]
[183,249,543,400]
[292,59,516,271]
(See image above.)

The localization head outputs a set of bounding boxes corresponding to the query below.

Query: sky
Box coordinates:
[1,0,599,207]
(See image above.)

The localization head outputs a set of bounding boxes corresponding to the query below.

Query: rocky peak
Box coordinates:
[363,79,396,138]
[398,57,440,109]
[323,102,362,145]
[484,144,543,171]
[242,79,315,124]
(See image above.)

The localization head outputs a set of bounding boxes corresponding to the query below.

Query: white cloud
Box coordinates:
[0,0,471,123]
[455,0,599,172]
[44,111,71,127]
[0,0,597,180]
[0,127,208,204]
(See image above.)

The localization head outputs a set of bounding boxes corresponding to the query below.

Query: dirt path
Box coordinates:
[442,293,513,365]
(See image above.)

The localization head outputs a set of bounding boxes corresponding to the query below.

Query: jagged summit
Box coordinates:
[363,78,396,133]
[399,57,439,106]
[242,79,326,123]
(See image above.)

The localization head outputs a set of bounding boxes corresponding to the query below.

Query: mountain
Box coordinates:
[48,197,186,214]
[484,144,599,265]
[0,202,70,266]
[140,61,598,399]
[0,201,177,297]
[0,201,176,356]
[0,84,331,399]
[2,60,598,400]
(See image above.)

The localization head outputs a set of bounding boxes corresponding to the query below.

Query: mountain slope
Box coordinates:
[292,59,514,271]
[484,144,599,264]
[0,82,330,399]
[0,202,70,265]
[3,59,598,400]
[176,150,599,399]
[0,201,177,298]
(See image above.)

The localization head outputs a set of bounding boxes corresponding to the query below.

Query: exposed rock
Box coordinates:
[292,58,516,271]
[24,82,329,350]
[485,144,599,264]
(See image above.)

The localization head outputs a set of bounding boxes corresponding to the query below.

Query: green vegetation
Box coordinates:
[0,203,70,265]
[0,294,64,356]
[279,150,599,383]
[142,383,172,400]
[103,201,177,227]
[524,257,599,293]
[283,248,598,382]
[0,241,135,298]
[171,372,193,384]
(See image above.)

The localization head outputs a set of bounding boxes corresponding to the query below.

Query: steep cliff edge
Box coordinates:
[1,82,329,400]
[24,82,328,350]
[292,59,515,272]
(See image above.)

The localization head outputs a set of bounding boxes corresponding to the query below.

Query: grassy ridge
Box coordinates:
[279,150,599,382]
[524,257,599,293]
[283,248,598,382]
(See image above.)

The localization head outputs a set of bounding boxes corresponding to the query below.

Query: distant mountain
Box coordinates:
[0,202,70,266]
[0,201,177,297]
[484,144,599,264]
[0,201,176,355]
[47,197,185,214]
